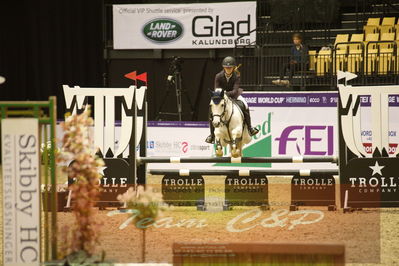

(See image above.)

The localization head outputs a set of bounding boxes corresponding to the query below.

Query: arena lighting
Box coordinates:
[0,76,5,84]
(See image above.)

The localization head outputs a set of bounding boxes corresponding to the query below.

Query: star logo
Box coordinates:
[369,161,385,176]
[98,166,107,176]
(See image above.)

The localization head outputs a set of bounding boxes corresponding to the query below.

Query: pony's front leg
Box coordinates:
[214,129,223,157]
[215,138,223,157]
[230,128,241,158]
[237,142,243,157]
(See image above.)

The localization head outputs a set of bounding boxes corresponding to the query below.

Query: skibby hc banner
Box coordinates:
[113,2,256,49]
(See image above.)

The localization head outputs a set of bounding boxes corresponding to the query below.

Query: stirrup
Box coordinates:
[249,127,259,136]
[205,135,215,144]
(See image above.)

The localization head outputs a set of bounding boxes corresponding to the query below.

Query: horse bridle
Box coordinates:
[211,96,233,126]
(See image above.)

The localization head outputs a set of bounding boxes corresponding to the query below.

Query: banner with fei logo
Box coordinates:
[245,92,339,170]
[113,2,256,49]
[144,91,399,171]
[1,118,40,266]
[245,92,399,168]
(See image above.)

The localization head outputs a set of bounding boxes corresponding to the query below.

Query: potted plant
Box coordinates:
[117,185,164,263]
[52,106,111,265]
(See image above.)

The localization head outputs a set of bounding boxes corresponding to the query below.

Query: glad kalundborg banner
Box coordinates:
[112,2,256,49]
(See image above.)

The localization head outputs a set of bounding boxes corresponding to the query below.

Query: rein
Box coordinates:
[211,97,236,142]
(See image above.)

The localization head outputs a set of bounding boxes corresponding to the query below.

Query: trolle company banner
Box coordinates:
[113,2,256,49]
[1,119,40,266]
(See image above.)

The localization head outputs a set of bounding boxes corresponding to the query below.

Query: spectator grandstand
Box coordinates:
[235,0,399,90]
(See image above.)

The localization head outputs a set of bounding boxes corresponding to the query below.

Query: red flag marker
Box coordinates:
[124,71,137,81]
[136,72,147,84]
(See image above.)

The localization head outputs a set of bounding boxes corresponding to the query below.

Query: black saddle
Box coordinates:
[233,99,246,113]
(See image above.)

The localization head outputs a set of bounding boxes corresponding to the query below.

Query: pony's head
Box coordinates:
[209,88,227,128]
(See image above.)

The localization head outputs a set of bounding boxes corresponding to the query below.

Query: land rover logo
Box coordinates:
[143,18,183,43]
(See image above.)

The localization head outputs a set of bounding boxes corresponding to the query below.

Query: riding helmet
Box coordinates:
[222,56,236,67]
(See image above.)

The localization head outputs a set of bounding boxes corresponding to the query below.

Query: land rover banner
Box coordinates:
[112,2,256,49]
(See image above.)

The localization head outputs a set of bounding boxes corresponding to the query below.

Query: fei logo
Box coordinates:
[275,125,334,155]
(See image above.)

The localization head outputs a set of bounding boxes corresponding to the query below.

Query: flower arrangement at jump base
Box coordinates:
[56,106,111,265]
[118,185,165,263]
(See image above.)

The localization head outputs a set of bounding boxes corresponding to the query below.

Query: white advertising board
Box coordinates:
[113,2,256,49]
[2,118,40,266]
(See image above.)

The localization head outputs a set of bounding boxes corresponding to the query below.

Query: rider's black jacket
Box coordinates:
[214,70,241,99]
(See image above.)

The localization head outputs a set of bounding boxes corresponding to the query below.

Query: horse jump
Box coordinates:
[124,88,340,211]
[132,90,340,184]
[137,155,338,164]
[149,169,339,176]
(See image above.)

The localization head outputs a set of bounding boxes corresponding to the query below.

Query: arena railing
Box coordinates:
[235,41,398,91]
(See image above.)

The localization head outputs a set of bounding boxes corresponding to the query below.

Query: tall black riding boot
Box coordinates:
[205,121,215,144]
[243,108,259,136]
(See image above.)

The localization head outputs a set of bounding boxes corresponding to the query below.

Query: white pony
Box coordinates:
[209,88,252,158]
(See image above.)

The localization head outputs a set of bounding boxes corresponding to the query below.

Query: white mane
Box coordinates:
[215,88,223,94]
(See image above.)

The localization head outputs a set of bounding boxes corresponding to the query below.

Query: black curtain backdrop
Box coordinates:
[108,58,221,122]
[0,0,103,118]
[0,0,235,121]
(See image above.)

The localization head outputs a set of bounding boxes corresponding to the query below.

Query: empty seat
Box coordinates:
[378,33,396,74]
[335,34,350,52]
[364,33,379,74]
[379,17,396,34]
[334,34,350,73]
[395,18,399,35]
[397,33,399,72]
[316,48,331,76]
[379,32,395,49]
[308,50,317,71]
[396,32,399,52]
[364,33,380,49]
[348,34,364,73]
[363,18,380,35]
[316,34,349,76]
[349,34,364,50]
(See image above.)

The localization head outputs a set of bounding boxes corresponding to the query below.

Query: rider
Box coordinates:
[205,56,260,144]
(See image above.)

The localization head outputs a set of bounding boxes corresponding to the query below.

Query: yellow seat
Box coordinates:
[348,34,364,73]
[308,50,317,71]
[395,19,399,36]
[397,33,399,72]
[363,18,380,35]
[316,34,349,76]
[379,17,396,34]
[316,49,331,76]
[378,33,395,74]
[364,33,379,74]
[334,35,350,73]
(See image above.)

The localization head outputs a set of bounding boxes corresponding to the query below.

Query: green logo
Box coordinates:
[214,112,273,168]
[143,18,183,43]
